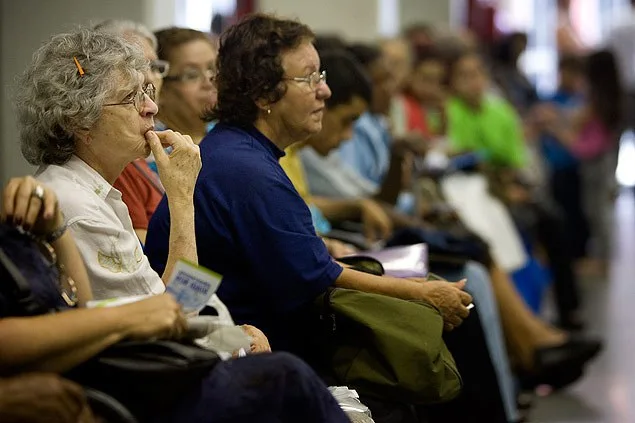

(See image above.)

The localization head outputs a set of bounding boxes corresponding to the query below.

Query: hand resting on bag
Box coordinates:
[410,278,473,331]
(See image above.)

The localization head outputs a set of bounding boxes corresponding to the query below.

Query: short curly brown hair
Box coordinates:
[205,13,314,126]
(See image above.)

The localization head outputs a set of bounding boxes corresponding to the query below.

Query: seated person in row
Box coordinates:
[445,48,584,330]
[302,43,426,211]
[96,19,169,244]
[101,23,217,243]
[154,27,218,145]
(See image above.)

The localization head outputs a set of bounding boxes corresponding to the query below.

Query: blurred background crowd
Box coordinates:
[2,1,635,422]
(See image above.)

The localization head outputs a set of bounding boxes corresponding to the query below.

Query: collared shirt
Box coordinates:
[145,123,342,353]
[300,147,379,199]
[338,112,392,186]
[447,95,527,169]
[36,156,165,300]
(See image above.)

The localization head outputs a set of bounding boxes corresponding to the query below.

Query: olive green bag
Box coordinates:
[315,288,462,405]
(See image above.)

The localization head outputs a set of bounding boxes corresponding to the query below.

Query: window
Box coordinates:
[175,0,236,32]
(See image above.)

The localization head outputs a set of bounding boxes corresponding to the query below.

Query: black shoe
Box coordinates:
[519,338,602,391]
[535,337,602,369]
[556,314,586,332]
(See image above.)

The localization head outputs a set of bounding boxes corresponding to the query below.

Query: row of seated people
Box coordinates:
[0,14,602,423]
[488,32,620,277]
[0,21,351,422]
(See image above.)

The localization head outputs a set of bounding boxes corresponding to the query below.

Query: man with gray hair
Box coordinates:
[94,20,169,99]
[95,20,170,244]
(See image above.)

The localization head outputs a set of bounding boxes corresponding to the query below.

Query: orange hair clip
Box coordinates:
[73,56,85,77]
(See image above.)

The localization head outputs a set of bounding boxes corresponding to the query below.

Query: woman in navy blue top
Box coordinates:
[146,13,473,357]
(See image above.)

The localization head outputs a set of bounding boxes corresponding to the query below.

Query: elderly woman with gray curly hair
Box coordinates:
[16,27,201,301]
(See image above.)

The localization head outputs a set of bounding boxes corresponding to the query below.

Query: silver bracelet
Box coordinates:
[45,222,68,243]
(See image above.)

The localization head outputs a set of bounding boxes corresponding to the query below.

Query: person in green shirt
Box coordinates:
[445,49,528,169]
[444,49,591,333]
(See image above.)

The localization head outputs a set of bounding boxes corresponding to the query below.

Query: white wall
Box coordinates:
[0,0,178,184]
[400,0,453,30]
[257,0,454,41]
[258,0,380,41]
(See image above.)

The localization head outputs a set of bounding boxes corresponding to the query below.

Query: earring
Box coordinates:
[267,108,271,115]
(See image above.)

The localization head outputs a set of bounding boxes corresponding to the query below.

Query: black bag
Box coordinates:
[0,223,219,421]
[0,224,72,315]
[68,340,219,420]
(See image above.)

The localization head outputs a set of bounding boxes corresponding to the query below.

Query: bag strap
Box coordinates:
[0,246,47,316]
[319,288,337,333]
[337,256,385,276]
[85,388,139,423]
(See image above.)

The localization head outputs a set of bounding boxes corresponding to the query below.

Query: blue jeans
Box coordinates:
[434,261,518,422]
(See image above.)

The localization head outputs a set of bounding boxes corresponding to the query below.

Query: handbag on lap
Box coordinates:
[0,223,219,421]
[314,287,462,405]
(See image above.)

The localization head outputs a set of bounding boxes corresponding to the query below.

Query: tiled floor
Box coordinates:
[532,191,635,423]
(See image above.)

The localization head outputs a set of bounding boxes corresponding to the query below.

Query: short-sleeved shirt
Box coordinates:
[447,96,527,168]
[300,147,379,199]
[36,156,165,300]
[338,112,392,186]
[145,124,342,353]
[113,159,164,231]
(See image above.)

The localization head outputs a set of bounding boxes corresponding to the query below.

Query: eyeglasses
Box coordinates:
[104,83,156,113]
[151,60,170,78]
[283,70,327,91]
[163,68,216,84]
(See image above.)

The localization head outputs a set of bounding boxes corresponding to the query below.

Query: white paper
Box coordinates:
[166,260,222,313]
